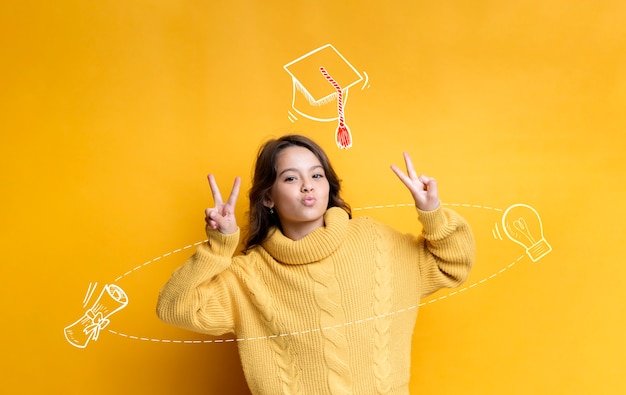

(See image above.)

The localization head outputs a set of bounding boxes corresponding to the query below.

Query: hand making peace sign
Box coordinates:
[205,174,241,234]
[391,152,441,212]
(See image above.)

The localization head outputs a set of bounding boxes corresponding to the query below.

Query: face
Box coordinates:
[265,146,330,240]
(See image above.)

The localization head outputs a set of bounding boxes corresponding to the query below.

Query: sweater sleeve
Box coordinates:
[417,206,475,298]
[156,228,241,336]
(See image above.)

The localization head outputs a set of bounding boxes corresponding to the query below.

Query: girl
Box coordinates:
[157,134,475,394]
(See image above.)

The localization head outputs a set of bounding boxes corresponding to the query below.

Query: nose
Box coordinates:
[302,183,313,193]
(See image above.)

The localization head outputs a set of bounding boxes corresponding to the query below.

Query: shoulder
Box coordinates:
[348,215,401,237]
[349,215,421,248]
[349,214,395,229]
[217,248,267,286]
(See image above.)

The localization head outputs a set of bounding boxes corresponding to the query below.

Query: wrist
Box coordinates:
[416,199,440,212]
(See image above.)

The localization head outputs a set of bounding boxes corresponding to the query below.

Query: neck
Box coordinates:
[261,207,349,265]
[281,220,325,241]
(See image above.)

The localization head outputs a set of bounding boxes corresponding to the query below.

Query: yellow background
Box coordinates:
[2,1,625,394]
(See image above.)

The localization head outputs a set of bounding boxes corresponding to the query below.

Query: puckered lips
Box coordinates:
[302,195,317,207]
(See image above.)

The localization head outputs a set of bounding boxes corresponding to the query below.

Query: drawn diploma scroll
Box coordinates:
[64,284,128,348]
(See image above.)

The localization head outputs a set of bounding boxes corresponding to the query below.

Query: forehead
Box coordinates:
[275,146,322,170]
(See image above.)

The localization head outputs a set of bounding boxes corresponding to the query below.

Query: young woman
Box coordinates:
[157,134,475,394]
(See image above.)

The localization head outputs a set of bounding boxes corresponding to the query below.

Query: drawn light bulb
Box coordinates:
[502,204,552,262]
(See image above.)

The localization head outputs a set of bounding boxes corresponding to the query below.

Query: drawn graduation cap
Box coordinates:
[284,44,364,149]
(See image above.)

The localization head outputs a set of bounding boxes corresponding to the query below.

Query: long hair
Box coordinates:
[244,134,351,251]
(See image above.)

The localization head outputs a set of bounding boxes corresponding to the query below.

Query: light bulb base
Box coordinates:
[525,239,552,262]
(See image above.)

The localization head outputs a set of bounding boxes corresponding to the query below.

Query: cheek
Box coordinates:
[321,183,331,201]
[271,185,294,204]
[323,180,331,193]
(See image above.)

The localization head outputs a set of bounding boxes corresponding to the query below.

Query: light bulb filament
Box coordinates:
[512,218,536,245]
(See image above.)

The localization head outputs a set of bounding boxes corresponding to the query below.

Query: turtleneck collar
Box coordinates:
[261,207,350,265]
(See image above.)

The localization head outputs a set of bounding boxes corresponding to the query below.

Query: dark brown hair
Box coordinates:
[244,134,351,250]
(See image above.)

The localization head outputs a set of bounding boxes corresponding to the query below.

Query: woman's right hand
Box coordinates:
[205,174,241,234]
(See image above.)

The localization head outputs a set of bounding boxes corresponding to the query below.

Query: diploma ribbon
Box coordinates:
[82,310,111,341]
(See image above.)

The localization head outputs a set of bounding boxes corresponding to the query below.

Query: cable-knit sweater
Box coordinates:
[157,206,475,395]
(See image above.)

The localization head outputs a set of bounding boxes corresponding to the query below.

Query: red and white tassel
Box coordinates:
[320,67,352,149]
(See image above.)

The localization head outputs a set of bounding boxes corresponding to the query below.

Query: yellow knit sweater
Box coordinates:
[157,206,474,395]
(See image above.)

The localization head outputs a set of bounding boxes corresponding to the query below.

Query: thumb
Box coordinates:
[209,209,237,234]
[423,176,438,196]
[205,209,219,230]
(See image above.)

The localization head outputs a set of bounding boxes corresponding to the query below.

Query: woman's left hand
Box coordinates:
[391,152,441,212]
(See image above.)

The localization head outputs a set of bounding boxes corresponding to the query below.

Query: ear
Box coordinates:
[262,195,274,209]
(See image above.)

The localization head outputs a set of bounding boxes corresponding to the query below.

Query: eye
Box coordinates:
[283,176,297,182]
[312,173,325,179]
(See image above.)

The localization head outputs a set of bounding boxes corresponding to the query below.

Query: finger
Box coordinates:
[420,174,437,191]
[205,209,218,229]
[225,177,241,207]
[390,164,405,178]
[207,174,224,205]
[205,208,218,222]
[403,152,419,180]
[207,208,237,234]
[418,175,432,190]
[390,164,409,184]
[424,176,438,196]
[391,164,422,195]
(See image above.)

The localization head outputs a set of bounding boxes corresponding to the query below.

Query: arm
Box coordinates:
[416,206,475,297]
[156,175,242,335]
[391,153,475,296]
[156,229,241,335]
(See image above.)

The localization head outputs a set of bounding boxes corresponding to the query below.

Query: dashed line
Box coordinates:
[353,202,503,212]
[113,241,206,282]
[109,202,518,344]
[109,255,523,345]
[114,203,501,282]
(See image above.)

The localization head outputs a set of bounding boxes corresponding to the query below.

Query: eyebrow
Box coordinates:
[277,165,324,177]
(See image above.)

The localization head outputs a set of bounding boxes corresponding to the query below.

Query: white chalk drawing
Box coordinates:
[284,44,367,149]
[498,203,552,262]
[64,203,551,347]
[64,283,128,348]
